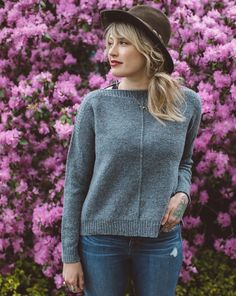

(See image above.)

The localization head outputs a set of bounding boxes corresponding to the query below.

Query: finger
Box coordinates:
[161,204,173,225]
[69,284,79,293]
[161,208,178,229]
[66,280,78,291]
[78,273,85,291]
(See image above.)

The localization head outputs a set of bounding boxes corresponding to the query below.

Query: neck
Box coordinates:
[118,79,149,90]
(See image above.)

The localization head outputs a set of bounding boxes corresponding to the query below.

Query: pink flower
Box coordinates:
[53,242,62,265]
[224,238,236,259]
[214,238,224,252]
[199,190,209,205]
[64,53,76,65]
[230,84,236,98]
[193,233,205,246]
[217,212,231,228]
[88,72,105,89]
[182,42,198,56]
[182,216,201,229]
[38,121,50,135]
[43,265,55,278]
[180,269,191,283]
[213,70,231,89]
[220,187,234,200]
[229,201,236,217]
[34,236,57,265]
[16,179,28,194]
[12,238,23,253]
[196,160,208,174]
[54,273,64,289]
[54,120,73,141]
[0,129,21,147]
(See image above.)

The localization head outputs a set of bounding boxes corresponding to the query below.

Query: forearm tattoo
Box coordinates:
[161,195,188,232]
[172,196,188,220]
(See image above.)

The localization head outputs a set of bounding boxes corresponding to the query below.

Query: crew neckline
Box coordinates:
[99,88,148,99]
[100,81,148,99]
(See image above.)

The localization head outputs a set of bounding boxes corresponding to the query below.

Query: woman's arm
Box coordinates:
[161,93,202,230]
[61,95,95,263]
[174,93,202,204]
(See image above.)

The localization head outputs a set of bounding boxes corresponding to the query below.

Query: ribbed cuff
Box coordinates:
[62,252,81,264]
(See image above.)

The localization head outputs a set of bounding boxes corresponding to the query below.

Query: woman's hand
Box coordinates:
[63,261,85,294]
[161,192,188,232]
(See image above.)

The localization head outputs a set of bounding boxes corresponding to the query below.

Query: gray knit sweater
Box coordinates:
[61,86,202,263]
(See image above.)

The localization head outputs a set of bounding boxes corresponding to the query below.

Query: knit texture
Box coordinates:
[61,86,202,263]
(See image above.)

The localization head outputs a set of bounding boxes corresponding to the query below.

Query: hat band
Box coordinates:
[133,15,164,44]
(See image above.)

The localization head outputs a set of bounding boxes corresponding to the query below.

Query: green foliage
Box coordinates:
[1,249,235,296]
[176,249,236,296]
[0,259,56,296]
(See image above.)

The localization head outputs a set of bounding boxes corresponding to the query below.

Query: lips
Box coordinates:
[110,60,122,66]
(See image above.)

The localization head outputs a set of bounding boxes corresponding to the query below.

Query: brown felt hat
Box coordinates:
[100,5,174,74]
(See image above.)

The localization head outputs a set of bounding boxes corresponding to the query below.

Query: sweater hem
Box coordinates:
[80,219,163,238]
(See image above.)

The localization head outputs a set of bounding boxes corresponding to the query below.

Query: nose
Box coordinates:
[108,43,118,57]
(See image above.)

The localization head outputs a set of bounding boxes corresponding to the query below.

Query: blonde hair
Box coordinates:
[103,22,187,126]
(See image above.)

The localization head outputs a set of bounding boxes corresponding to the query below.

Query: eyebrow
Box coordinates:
[108,37,126,40]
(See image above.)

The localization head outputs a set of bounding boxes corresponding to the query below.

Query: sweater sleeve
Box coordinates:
[61,96,95,263]
[174,93,202,204]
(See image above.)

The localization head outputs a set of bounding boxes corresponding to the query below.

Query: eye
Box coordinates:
[107,41,128,47]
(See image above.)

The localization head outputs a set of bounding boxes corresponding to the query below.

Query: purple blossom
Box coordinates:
[193,233,205,246]
[54,273,64,289]
[12,238,23,253]
[38,121,50,135]
[220,187,234,200]
[213,71,232,89]
[34,235,57,265]
[183,216,201,230]
[214,238,225,252]
[229,201,236,217]
[224,238,236,259]
[0,196,7,207]
[88,72,105,88]
[217,212,231,228]
[53,80,78,103]
[54,120,73,140]
[64,53,77,65]
[16,179,28,194]
[43,265,55,278]
[199,190,209,205]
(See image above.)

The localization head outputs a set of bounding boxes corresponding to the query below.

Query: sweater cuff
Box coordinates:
[62,252,81,264]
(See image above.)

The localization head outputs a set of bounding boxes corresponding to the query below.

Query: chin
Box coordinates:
[111,72,124,78]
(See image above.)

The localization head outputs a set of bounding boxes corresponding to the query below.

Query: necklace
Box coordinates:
[113,80,147,110]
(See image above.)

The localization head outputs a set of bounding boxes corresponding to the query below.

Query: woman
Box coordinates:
[61,5,202,296]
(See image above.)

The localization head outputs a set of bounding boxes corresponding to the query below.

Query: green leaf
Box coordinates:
[0,89,5,98]
[39,0,46,9]
[82,23,89,32]
[19,139,28,145]
[43,33,53,41]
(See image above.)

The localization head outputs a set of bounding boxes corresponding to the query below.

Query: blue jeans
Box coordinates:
[78,224,183,296]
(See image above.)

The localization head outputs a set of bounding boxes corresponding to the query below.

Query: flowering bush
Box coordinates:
[0,0,235,290]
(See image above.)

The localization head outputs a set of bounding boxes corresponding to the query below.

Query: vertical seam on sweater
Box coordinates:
[138,98,145,219]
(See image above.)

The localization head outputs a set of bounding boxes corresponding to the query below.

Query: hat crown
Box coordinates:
[128,5,171,46]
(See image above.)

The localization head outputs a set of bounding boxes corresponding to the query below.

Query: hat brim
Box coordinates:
[100,9,174,74]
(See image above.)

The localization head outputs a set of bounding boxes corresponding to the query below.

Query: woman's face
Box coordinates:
[106,34,147,79]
